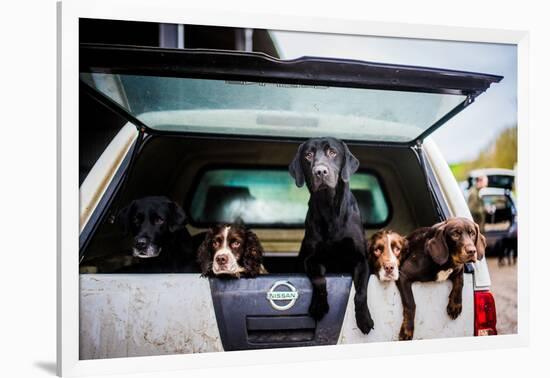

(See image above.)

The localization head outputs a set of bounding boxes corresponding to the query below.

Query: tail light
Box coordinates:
[474,290,497,336]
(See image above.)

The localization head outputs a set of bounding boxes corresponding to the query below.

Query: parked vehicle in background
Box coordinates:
[480,187,518,261]
[467,168,515,191]
[462,168,517,260]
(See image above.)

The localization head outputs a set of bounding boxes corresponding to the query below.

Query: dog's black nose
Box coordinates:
[313,165,329,177]
[135,238,148,250]
[216,254,228,265]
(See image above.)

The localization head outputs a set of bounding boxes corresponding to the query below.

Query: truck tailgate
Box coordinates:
[79,274,223,359]
[340,273,474,343]
[79,272,474,359]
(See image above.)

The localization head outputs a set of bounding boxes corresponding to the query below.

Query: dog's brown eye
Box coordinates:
[212,241,220,249]
[374,247,382,256]
[394,246,401,255]
[231,241,241,249]
[327,149,337,158]
[154,217,164,225]
[304,152,314,161]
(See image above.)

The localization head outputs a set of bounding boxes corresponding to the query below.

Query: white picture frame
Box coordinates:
[58,1,529,376]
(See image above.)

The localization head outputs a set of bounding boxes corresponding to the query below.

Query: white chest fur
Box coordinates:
[436,268,454,282]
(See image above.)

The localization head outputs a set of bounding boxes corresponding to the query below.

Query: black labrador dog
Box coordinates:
[117,196,199,273]
[289,137,373,334]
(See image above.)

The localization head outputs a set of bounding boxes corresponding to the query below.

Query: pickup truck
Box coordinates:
[78,44,500,359]
[464,168,517,257]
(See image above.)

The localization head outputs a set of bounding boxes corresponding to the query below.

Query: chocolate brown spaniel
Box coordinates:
[397,217,486,340]
[197,223,268,278]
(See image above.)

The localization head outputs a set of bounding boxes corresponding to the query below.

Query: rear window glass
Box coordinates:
[482,194,515,228]
[188,168,389,227]
[469,174,515,190]
[482,194,513,211]
[82,73,466,143]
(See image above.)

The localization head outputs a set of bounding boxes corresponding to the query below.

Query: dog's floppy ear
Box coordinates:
[426,222,449,265]
[395,233,408,260]
[196,229,214,276]
[168,201,188,232]
[289,142,305,188]
[116,200,136,235]
[474,222,486,261]
[242,229,265,278]
[340,141,360,182]
[367,230,383,257]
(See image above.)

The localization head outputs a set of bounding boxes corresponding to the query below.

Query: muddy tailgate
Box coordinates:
[79,273,474,359]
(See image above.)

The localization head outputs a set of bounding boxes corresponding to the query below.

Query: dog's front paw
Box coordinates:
[399,324,414,341]
[309,295,329,320]
[447,301,462,319]
[355,311,374,334]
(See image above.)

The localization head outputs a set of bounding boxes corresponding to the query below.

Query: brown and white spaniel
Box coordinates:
[368,229,407,282]
[197,223,267,278]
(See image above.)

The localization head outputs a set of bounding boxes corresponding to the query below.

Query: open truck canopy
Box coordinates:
[80,43,502,145]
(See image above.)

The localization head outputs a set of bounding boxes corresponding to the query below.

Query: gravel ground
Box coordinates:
[486,257,517,335]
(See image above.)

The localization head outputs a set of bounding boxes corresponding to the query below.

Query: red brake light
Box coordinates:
[474,290,498,336]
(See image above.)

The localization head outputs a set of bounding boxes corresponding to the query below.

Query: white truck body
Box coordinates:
[78,47,500,359]
[78,126,484,359]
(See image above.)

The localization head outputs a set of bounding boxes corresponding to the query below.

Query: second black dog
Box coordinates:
[117,196,198,273]
[289,137,374,334]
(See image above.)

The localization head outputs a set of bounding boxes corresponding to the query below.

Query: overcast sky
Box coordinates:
[270,31,517,164]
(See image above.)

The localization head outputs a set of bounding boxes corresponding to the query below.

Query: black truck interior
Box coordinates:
[80,133,440,273]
